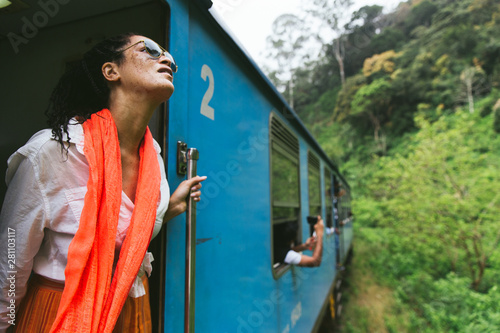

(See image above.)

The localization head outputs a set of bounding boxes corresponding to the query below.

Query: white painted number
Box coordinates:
[200,64,215,120]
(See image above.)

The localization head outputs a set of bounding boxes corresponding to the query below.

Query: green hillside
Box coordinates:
[266,0,500,331]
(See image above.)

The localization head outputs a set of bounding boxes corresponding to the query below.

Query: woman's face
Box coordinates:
[111,35,175,102]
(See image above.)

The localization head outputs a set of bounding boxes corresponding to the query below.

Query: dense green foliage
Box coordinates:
[266,0,500,331]
[351,110,500,332]
[278,0,500,160]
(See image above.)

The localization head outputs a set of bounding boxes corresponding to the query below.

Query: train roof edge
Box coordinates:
[192,0,351,190]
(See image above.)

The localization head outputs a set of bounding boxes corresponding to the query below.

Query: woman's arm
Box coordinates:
[297,217,324,267]
[291,237,317,252]
[162,175,207,223]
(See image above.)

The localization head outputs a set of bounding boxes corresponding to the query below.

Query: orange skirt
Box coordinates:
[13,274,152,333]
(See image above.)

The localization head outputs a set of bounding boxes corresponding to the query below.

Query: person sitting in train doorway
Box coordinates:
[282,216,324,267]
[0,33,206,333]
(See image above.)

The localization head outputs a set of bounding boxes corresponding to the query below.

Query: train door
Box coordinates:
[341,190,353,261]
[324,168,335,264]
[333,175,342,266]
[324,169,334,230]
[334,177,347,265]
[0,1,172,331]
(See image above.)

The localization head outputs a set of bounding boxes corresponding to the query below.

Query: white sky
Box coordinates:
[210,0,403,66]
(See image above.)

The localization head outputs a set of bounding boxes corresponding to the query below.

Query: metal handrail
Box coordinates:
[184,148,199,333]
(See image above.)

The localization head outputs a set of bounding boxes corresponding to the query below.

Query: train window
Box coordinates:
[340,189,351,223]
[333,176,341,266]
[334,179,346,223]
[324,169,333,229]
[333,176,340,227]
[308,152,321,219]
[270,114,300,277]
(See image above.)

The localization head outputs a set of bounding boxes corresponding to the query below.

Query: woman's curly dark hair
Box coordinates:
[45,33,136,151]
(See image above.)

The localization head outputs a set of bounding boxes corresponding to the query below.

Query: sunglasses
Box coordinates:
[118,39,178,73]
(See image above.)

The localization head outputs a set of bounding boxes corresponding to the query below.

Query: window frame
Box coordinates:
[269,113,301,279]
[307,150,321,220]
[324,168,334,232]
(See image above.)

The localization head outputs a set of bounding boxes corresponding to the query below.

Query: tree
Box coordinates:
[367,111,500,291]
[403,0,438,36]
[458,61,489,113]
[303,0,354,87]
[350,78,392,152]
[265,14,309,108]
[333,36,347,87]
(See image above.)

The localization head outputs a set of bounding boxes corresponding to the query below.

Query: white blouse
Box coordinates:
[284,250,302,265]
[0,121,169,331]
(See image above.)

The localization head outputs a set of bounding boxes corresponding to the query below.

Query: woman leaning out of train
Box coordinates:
[0,33,206,332]
[284,216,325,267]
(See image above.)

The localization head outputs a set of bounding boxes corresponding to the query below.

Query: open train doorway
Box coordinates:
[0,0,171,331]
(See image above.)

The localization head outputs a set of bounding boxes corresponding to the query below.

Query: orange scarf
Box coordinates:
[50,109,160,332]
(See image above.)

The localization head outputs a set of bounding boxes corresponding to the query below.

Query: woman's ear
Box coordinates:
[102,62,120,82]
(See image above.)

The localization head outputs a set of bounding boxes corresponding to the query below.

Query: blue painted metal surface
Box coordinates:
[163,0,353,331]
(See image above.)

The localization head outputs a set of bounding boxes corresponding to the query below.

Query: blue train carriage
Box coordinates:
[166,1,354,332]
[0,0,354,332]
[335,177,354,270]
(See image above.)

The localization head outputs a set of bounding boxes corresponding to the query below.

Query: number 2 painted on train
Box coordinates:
[200,64,215,120]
